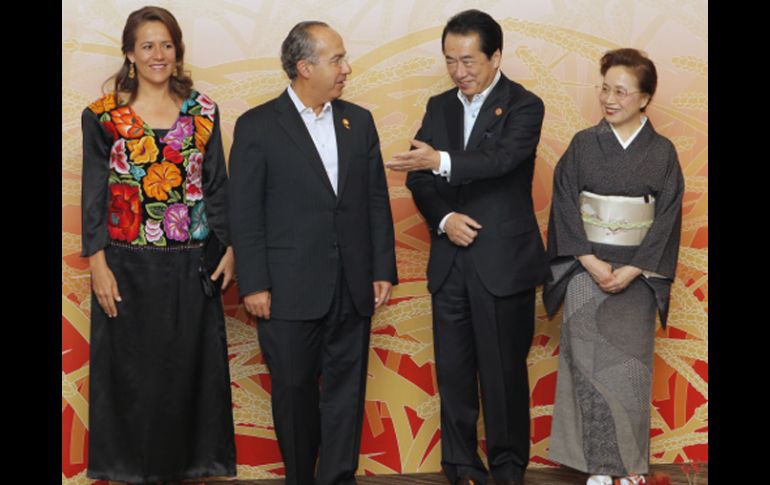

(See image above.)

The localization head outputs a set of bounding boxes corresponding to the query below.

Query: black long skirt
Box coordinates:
[86,244,236,484]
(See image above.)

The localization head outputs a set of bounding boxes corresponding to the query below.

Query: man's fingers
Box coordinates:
[245,303,257,316]
[461,215,483,229]
[385,159,416,171]
[262,295,271,320]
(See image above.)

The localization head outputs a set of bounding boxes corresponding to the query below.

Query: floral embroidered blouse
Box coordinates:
[81,90,230,256]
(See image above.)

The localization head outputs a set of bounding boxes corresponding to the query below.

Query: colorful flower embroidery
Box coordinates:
[185,151,203,201]
[111,106,144,139]
[194,115,213,154]
[164,203,191,241]
[196,93,216,118]
[102,120,119,141]
[126,136,159,164]
[129,164,146,181]
[93,90,217,247]
[88,94,117,115]
[108,183,141,242]
[190,201,209,240]
[109,139,129,175]
[161,116,194,151]
[163,145,183,164]
[180,97,197,115]
[143,161,183,201]
[145,219,164,243]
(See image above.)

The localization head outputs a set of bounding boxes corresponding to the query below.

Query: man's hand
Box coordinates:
[444,213,482,247]
[373,281,393,309]
[244,290,271,320]
[386,139,440,172]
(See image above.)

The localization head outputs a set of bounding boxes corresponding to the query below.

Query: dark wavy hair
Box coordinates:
[600,48,657,111]
[104,6,193,102]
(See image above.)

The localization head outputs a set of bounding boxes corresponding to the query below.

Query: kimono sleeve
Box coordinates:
[630,141,685,279]
[546,134,593,259]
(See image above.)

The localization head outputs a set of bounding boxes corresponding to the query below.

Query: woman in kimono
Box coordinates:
[81,6,236,483]
[543,48,684,485]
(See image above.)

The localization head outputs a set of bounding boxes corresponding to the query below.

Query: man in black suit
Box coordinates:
[387,10,549,485]
[228,21,397,485]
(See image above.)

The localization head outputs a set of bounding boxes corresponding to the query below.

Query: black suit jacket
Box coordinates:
[229,90,398,320]
[406,74,549,296]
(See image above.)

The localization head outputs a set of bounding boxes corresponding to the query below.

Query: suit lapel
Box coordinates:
[465,75,510,150]
[444,94,464,151]
[275,90,336,197]
[333,100,351,204]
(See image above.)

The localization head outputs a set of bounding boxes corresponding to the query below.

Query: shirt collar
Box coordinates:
[288,85,332,117]
[610,115,648,148]
[457,69,502,107]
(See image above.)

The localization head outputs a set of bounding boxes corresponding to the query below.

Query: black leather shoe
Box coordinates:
[456,478,480,485]
[495,480,524,485]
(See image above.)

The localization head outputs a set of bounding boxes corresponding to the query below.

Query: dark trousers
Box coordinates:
[432,249,535,484]
[257,269,371,485]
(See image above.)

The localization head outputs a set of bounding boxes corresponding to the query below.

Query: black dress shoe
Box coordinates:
[495,480,524,485]
[456,478,480,485]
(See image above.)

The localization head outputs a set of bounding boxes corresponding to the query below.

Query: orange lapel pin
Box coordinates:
[495,107,503,116]
[342,118,350,129]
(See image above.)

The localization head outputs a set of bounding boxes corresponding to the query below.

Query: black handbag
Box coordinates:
[198,234,226,297]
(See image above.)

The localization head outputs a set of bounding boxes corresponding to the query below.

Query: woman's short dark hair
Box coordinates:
[105,6,193,101]
[600,48,658,111]
[442,9,502,59]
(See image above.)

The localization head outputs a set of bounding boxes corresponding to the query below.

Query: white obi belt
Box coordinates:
[579,191,654,246]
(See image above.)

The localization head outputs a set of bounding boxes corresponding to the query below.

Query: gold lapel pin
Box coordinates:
[342,118,350,129]
[495,107,503,116]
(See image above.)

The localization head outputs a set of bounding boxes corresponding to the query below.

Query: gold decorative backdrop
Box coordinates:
[62,1,707,482]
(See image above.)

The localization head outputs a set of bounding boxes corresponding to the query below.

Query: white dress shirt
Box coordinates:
[436,69,502,233]
[287,85,339,194]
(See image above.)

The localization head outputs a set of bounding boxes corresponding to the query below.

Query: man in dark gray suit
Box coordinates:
[387,10,549,485]
[229,21,397,485]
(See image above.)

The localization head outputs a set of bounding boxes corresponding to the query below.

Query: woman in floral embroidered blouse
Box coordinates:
[80,6,236,483]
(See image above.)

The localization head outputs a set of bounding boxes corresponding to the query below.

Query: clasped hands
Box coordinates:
[578,255,642,294]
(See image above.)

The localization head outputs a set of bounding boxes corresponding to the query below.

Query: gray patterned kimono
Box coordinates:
[543,118,684,476]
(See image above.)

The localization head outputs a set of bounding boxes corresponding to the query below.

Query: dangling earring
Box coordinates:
[128,62,136,79]
[173,64,179,77]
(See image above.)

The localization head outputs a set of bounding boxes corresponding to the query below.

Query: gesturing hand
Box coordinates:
[386,139,440,172]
